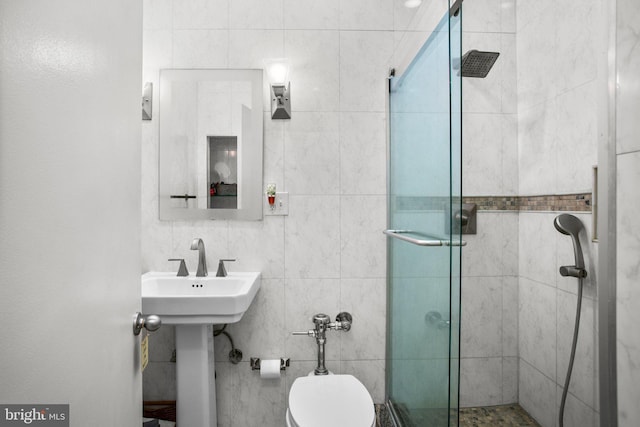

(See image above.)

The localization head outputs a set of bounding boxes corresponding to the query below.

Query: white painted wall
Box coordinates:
[0,1,142,425]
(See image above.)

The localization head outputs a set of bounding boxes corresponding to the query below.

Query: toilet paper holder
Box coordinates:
[250,357,290,372]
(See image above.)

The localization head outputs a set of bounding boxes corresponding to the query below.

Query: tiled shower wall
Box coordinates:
[461,3,603,425]
[516,0,601,425]
[141,1,409,425]
[615,0,640,424]
[459,0,519,408]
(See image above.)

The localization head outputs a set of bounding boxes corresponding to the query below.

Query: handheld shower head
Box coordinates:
[554,214,584,237]
[554,214,588,427]
[554,214,587,278]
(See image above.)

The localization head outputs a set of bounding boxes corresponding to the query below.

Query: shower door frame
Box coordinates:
[597,0,617,424]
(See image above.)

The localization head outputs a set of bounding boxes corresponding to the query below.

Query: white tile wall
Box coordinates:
[519,213,558,285]
[517,211,599,426]
[462,213,517,278]
[283,0,339,30]
[340,359,386,403]
[518,277,557,380]
[339,112,387,195]
[339,0,394,31]
[616,0,640,155]
[229,30,283,69]
[462,114,510,196]
[339,31,394,112]
[340,279,387,361]
[519,359,557,427]
[285,30,340,112]
[141,1,394,423]
[215,279,286,362]
[516,0,601,423]
[340,196,387,278]
[556,290,598,409]
[616,44,640,427]
[616,151,640,425]
[139,2,617,426]
[461,277,503,359]
[284,196,341,279]
[284,278,342,362]
[173,30,229,68]
[460,0,519,407]
[283,112,340,195]
[518,100,558,196]
[461,0,602,418]
[173,0,228,30]
[555,386,599,427]
[229,0,283,30]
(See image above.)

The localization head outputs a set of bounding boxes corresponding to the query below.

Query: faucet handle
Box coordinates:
[216,259,236,277]
[168,258,189,277]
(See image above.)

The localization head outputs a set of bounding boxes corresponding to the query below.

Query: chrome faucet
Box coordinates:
[190,238,207,277]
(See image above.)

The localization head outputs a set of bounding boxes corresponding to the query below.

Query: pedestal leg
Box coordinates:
[175,324,217,427]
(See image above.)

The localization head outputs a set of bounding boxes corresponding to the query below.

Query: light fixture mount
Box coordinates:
[270,82,291,119]
[265,58,291,120]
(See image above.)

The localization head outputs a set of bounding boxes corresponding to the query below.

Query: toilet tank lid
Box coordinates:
[289,374,374,427]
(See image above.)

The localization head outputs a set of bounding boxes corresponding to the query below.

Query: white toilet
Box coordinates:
[286,374,375,427]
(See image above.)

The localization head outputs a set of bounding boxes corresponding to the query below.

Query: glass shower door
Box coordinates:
[386,6,462,427]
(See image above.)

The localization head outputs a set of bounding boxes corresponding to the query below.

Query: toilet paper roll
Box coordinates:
[260,359,281,379]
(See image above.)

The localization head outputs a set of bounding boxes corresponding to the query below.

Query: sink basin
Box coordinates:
[141,271,261,324]
[142,271,261,427]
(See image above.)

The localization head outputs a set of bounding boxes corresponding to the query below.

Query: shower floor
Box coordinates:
[459,404,540,426]
[376,403,540,427]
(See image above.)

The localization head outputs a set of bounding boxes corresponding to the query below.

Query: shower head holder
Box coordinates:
[554,214,587,278]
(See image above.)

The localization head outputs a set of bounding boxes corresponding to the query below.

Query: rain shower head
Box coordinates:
[460,50,500,78]
[554,214,587,278]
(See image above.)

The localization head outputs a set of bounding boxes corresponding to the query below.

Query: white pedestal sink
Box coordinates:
[142,271,261,427]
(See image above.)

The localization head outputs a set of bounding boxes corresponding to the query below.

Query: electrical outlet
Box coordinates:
[264,192,288,216]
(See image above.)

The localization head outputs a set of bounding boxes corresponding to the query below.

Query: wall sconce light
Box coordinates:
[404,0,422,8]
[265,59,291,119]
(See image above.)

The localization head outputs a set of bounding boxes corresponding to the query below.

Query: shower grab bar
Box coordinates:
[383,230,467,247]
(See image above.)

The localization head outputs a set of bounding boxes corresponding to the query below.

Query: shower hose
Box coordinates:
[559,277,584,427]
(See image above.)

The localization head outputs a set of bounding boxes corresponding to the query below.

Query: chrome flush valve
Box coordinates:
[332,312,352,331]
[292,312,353,375]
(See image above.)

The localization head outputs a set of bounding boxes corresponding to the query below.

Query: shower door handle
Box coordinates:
[383,230,466,247]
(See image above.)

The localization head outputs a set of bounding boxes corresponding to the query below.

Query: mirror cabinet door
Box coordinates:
[159,69,263,221]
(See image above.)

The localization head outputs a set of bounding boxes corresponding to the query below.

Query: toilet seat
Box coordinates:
[287,374,375,427]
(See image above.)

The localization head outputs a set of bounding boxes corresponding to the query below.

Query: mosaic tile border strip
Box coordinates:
[394,193,592,212]
[464,192,592,212]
